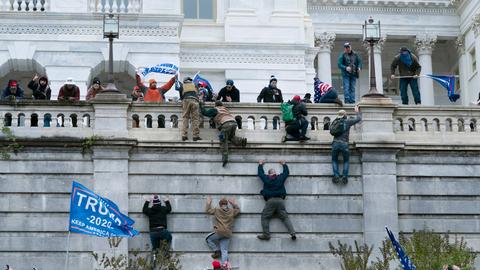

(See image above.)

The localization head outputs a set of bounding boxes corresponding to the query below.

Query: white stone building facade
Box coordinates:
[0,0,479,104]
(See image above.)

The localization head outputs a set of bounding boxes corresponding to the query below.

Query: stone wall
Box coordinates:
[0,95,480,269]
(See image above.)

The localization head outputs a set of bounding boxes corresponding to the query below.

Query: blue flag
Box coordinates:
[193,73,214,94]
[426,74,459,102]
[68,181,138,237]
[386,227,417,270]
[141,63,179,77]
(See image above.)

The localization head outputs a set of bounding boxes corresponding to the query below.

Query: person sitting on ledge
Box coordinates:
[2,80,24,101]
[282,95,310,142]
[28,74,51,100]
[313,77,343,106]
[205,197,240,265]
[257,160,296,241]
[86,77,104,101]
[58,78,80,101]
[135,73,176,103]
[200,100,247,167]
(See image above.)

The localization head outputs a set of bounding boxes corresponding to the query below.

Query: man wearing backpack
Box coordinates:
[330,105,361,184]
[282,95,309,142]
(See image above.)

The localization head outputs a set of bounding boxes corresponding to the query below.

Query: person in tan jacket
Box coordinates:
[205,197,240,264]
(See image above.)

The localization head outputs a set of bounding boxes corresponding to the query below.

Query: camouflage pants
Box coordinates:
[220,121,244,163]
[181,98,200,137]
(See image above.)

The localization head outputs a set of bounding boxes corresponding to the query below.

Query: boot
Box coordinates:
[241,138,247,147]
[257,234,271,240]
[211,250,221,259]
[181,136,188,141]
[334,98,343,106]
[193,137,202,141]
[341,176,348,184]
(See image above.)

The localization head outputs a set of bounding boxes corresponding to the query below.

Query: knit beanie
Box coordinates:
[149,79,157,86]
[92,77,101,85]
[152,195,161,205]
[269,75,277,84]
[212,261,221,269]
[8,80,17,87]
[219,198,228,206]
[338,110,347,117]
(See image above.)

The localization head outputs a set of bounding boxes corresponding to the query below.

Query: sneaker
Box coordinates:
[332,176,340,184]
[291,234,297,241]
[211,250,221,259]
[241,138,247,147]
[257,234,271,240]
[181,136,188,141]
[335,98,343,106]
[193,137,202,141]
[341,176,348,184]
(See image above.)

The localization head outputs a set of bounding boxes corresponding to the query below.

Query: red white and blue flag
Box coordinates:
[386,227,416,270]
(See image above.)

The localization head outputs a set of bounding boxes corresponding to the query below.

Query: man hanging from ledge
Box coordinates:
[205,197,240,267]
[135,73,176,103]
[257,160,296,241]
[200,100,247,167]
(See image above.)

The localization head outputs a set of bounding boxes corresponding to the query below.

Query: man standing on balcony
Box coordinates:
[390,47,422,105]
[57,78,80,101]
[257,75,283,103]
[217,79,240,102]
[205,197,240,265]
[2,80,24,101]
[257,160,296,241]
[200,100,247,167]
[135,73,176,103]
[178,77,202,141]
[142,195,172,251]
[330,105,361,185]
[337,43,362,104]
[28,74,51,100]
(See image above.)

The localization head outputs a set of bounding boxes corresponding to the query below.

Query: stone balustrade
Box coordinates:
[0,0,48,11]
[88,0,142,14]
[1,99,480,146]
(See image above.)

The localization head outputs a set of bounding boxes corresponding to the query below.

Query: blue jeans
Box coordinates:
[342,75,356,104]
[206,232,230,263]
[319,89,339,103]
[399,78,421,105]
[150,228,172,251]
[332,141,350,177]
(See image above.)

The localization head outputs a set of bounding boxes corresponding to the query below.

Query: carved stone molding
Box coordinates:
[472,13,480,37]
[314,32,336,52]
[308,3,456,16]
[305,47,320,69]
[456,34,465,54]
[450,0,464,7]
[180,53,305,65]
[0,23,178,37]
[415,34,437,55]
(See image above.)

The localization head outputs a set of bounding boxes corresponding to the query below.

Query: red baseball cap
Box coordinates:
[292,95,301,102]
[212,260,221,269]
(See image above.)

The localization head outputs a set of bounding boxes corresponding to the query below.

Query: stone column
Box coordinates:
[357,98,402,262]
[473,15,480,103]
[415,34,437,106]
[364,36,386,94]
[314,32,336,84]
[456,35,469,105]
[90,92,131,138]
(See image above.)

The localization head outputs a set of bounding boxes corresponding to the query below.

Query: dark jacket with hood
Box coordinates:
[217,86,240,102]
[391,50,422,77]
[258,164,289,201]
[257,86,283,103]
[28,77,51,100]
[142,200,172,230]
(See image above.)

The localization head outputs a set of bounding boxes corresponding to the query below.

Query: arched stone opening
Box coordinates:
[0,58,47,100]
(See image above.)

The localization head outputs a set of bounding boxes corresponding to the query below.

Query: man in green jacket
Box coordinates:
[200,100,247,166]
[257,160,296,241]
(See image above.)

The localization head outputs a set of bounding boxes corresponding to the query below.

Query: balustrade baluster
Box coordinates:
[40,0,45,11]
[119,0,126,13]
[32,0,37,10]
[97,0,103,13]
[112,0,118,13]
[89,0,96,12]
[24,0,29,11]
[132,0,140,13]
[13,0,19,11]
[7,0,14,11]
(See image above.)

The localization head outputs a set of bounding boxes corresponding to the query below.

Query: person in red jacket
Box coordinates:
[58,78,80,101]
[135,73,176,103]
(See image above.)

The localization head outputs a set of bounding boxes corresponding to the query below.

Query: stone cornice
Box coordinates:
[308,3,456,15]
[0,23,178,37]
[314,32,336,52]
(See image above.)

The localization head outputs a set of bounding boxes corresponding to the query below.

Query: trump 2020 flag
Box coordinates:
[386,227,416,270]
[140,63,178,77]
[426,74,459,102]
[193,73,214,94]
[69,181,138,237]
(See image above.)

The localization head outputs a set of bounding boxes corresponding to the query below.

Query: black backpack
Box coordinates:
[330,118,345,136]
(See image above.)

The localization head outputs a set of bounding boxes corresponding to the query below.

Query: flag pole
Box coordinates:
[64,231,71,270]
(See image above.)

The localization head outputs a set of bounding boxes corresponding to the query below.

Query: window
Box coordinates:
[183,0,215,19]
[470,48,476,74]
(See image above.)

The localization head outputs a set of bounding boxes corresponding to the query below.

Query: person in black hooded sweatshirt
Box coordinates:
[142,195,172,251]
[28,74,51,100]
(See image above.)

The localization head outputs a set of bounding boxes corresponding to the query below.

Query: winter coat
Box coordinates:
[257,164,289,201]
[217,86,240,102]
[58,85,80,101]
[338,51,362,78]
[2,86,24,100]
[257,86,283,103]
[390,53,422,77]
[206,202,240,238]
[142,201,172,230]
[28,78,51,100]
